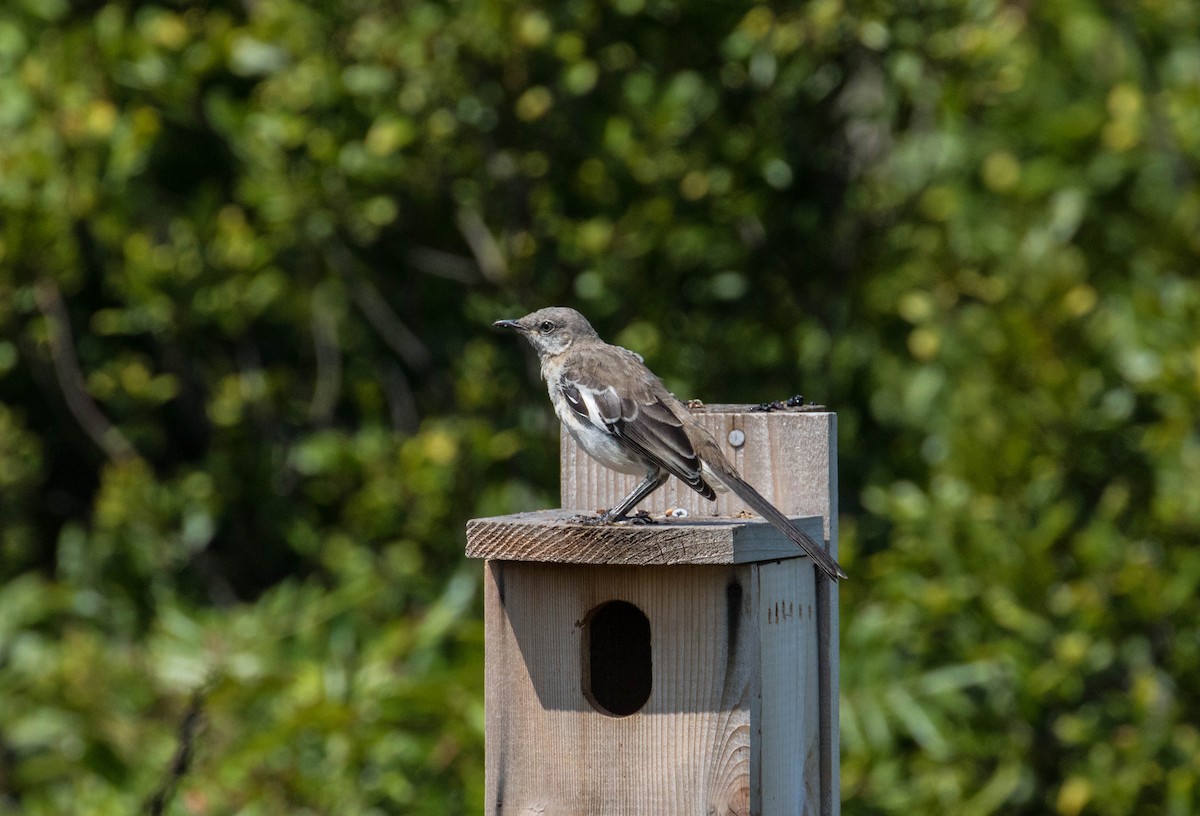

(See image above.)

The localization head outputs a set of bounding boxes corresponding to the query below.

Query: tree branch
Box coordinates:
[143,687,207,816]
[325,244,433,372]
[33,280,138,462]
[308,295,342,425]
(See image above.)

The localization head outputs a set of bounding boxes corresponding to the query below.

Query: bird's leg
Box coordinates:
[575,472,668,525]
[605,471,668,521]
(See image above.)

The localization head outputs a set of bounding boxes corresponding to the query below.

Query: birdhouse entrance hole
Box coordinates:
[582,600,652,717]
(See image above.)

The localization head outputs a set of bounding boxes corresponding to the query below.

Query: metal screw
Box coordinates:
[727,429,746,448]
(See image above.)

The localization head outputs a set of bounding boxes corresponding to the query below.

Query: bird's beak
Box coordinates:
[493,319,524,331]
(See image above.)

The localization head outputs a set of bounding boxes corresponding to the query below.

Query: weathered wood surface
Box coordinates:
[483,556,819,816]
[753,556,821,816]
[466,509,825,566]
[561,405,837,540]
[560,405,840,816]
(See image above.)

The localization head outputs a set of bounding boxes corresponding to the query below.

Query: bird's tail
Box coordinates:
[709,467,848,581]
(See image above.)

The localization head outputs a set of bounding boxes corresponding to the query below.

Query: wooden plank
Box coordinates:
[484,560,757,816]
[561,407,837,535]
[818,413,841,816]
[751,558,820,816]
[466,509,824,566]
[561,406,840,816]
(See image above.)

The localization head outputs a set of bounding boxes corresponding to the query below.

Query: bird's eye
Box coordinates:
[539,321,555,333]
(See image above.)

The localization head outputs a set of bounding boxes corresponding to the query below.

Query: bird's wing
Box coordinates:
[559,346,715,499]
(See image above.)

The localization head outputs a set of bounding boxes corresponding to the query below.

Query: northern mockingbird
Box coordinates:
[495,306,848,581]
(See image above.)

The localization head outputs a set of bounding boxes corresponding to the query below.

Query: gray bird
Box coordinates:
[494,306,847,581]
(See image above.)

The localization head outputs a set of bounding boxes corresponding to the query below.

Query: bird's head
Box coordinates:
[493,307,599,357]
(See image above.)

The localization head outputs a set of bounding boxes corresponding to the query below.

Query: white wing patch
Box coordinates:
[562,379,634,432]
[577,385,609,431]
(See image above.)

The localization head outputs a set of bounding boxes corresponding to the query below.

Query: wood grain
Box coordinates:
[560,406,840,816]
[466,509,825,566]
[484,556,823,816]
[561,407,836,539]
[753,556,820,816]
[485,560,754,815]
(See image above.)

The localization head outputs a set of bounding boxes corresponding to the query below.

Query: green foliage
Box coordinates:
[0,0,1198,813]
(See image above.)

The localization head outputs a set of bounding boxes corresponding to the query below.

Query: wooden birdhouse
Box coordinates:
[466,406,840,816]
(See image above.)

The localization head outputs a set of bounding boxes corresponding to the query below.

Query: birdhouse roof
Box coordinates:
[465,510,825,566]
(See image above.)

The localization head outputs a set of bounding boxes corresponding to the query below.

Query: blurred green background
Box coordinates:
[1,0,1198,813]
